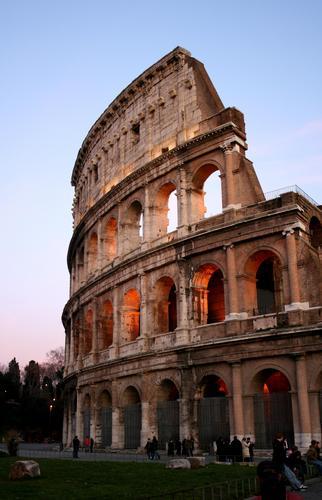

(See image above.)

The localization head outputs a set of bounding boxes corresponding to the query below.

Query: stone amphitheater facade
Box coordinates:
[62,47,322,452]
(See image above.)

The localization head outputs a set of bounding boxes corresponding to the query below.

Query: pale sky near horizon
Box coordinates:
[1,0,321,369]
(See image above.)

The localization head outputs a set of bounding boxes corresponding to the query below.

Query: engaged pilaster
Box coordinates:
[231,362,245,439]
[294,354,311,447]
[283,228,309,310]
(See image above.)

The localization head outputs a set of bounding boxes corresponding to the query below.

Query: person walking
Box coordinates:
[72,435,80,458]
[272,433,307,492]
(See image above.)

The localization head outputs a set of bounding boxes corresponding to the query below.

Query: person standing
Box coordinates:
[73,435,80,458]
[90,437,94,453]
[230,436,242,463]
[151,436,160,460]
[242,437,250,462]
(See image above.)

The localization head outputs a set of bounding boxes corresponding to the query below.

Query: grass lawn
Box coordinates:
[0,457,257,499]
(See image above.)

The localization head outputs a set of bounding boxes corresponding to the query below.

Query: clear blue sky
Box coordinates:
[1,0,321,368]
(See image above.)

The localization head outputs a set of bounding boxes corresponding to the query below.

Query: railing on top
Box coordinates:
[265,185,318,206]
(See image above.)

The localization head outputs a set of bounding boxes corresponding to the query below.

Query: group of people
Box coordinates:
[72,435,94,458]
[167,437,194,457]
[215,435,254,463]
[144,436,160,460]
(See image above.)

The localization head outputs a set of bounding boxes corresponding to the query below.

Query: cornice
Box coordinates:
[71,46,191,186]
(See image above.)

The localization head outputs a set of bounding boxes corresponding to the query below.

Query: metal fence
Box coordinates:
[265,185,318,206]
[139,477,258,500]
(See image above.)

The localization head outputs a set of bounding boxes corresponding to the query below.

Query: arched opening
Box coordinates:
[156,379,180,449]
[244,250,283,316]
[71,389,77,438]
[122,289,140,342]
[100,300,113,350]
[104,217,117,262]
[193,264,225,325]
[98,390,112,448]
[197,375,230,452]
[309,216,322,249]
[123,200,143,253]
[154,277,177,334]
[152,182,177,238]
[83,394,91,444]
[78,246,84,284]
[88,232,98,275]
[72,313,80,361]
[253,369,294,449]
[204,171,222,217]
[122,386,141,449]
[191,164,222,223]
[83,309,93,354]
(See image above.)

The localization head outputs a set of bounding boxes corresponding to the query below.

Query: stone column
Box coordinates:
[76,388,83,440]
[62,399,68,446]
[139,273,148,343]
[64,330,70,374]
[221,143,240,210]
[225,244,240,319]
[179,398,191,440]
[97,217,103,271]
[91,298,99,362]
[69,317,75,370]
[140,401,150,447]
[177,166,189,234]
[66,400,72,446]
[295,354,311,447]
[110,287,120,359]
[283,229,309,310]
[111,407,124,448]
[231,362,245,439]
[143,184,151,243]
[309,391,322,442]
[178,263,188,329]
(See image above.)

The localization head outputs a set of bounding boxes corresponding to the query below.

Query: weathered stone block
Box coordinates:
[9,460,41,480]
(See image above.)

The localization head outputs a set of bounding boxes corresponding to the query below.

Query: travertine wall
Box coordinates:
[63,47,322,452]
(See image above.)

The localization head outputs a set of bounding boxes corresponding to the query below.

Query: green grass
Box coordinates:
[0,457,257,499]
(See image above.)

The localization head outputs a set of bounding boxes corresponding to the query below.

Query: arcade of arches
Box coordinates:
[63,48,322,453]
[63,364,322,451]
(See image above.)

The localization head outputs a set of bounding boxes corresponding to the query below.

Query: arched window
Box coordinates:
[152,182,177,239]
[197,375,230,451]
[104,217,117,262]
[78,246,84,284]
[122,201,143,253]
[122,386,141,449]
[157,380,180,449]
[83,309,93,354]
[88,232,98,275]
[204,170,222,217]
[191,164,222,223]
[253,369,293,449]
[100,300,113,350]
[122,289,140,342]
[256,258,276,314]
[244,250,283,316]
[154,277,177,334]
[309,216,322,248]
[193,264,225,325]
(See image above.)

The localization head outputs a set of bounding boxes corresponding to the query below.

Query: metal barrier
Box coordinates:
[138,477,258,500]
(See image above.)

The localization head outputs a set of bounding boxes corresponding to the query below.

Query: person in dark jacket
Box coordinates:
[151,436,160,460]
[272,433,307,491]
[72,435,80,458]
[230,436,242,463]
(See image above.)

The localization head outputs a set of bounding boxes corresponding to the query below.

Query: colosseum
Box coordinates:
[62,47,322,452]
